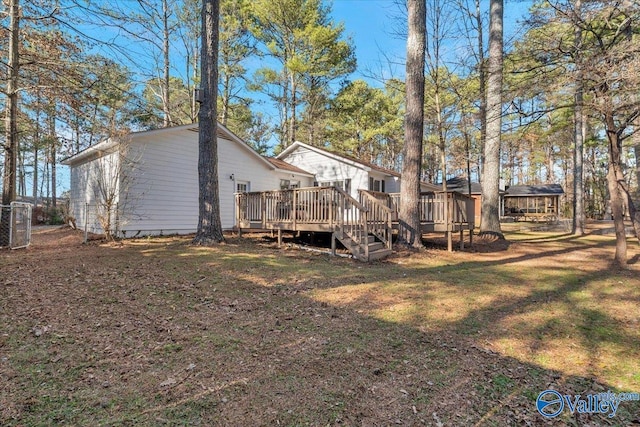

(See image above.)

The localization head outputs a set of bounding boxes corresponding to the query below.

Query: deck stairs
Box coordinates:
[333,227,392,262]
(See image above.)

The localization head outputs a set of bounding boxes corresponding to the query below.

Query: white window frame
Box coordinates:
[236,181,250,193]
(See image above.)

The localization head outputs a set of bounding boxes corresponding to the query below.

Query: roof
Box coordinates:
[278,141,440,191]
[445,177,482,194]
[62,123,275,172]
[278,141,401,176]
[264,157,314,176]
[504,184,564,196]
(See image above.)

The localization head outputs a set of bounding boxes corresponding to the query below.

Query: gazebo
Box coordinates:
[503,184,564,221]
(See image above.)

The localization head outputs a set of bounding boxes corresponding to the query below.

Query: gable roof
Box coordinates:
[446,177,483,194]
[278,141,401,176]
[63,123,275,172]
[278,141,440,191]
[263,157,314,176]
[504,184,564,196]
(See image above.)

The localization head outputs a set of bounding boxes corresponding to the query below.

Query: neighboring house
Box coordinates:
[62,123,314,236]
[446,176,564,221]
[503,184,564,220]
[278,141,440,200]
[445,177,483,226]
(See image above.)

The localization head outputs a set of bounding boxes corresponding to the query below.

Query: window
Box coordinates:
[280,179,300,189]
[236,181,249,193]
[369,178,382,192]
[318,180,349,192]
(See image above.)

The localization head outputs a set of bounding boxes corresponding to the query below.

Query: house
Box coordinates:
[231,142,475,259]
[503,184,564,220]
[446,176,564,222]
[277,141,440,199]
[62,123,314,236]
[63,125,475,260]
[445,177,483,226]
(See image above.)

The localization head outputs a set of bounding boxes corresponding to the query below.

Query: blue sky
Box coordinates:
[332,0,408,82]
[49,0,534,195]
[330,0,533,83]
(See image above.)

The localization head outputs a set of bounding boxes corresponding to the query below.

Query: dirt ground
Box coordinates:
[1,226,639,426]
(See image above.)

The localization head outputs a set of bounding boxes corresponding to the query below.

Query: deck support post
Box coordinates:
[447,230,453,252]
[331,233,336,256]
[459,228,464,250]
[277,228,282,247]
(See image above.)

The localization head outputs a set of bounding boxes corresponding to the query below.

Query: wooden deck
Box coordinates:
[236,187,475,261]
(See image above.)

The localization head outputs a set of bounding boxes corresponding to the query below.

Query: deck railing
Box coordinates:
[238,189,474,228]
[384,191,474,227]
[358,190,393,250]
[236,187,474,253]
[236,186,393,256]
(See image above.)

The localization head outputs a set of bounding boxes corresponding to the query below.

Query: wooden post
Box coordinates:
[261,192,267,229]
[235,194,239,230]
[329,192,334,229]
[459,228,464,250]
[331,233,336,256]
[292,189,298,231]
[363,210,369,261]
[447,193,453,252]
[277,228,282,247]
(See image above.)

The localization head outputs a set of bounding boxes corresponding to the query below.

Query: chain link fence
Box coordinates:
[0,202,33,249]
[69,201,120,242]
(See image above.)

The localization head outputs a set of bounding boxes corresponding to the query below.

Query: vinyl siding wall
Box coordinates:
[122,129,298,234]
[68,150,120,234]
[69,128,312,236]
[280,147,369,199]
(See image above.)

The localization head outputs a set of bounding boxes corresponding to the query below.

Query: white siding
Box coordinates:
[120,129,281,235]
[272,171,314,189]
[67,127,304,237]
[68,150,120,234]
[281,147,368,199]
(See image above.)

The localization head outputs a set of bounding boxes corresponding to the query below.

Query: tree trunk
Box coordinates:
[634,141,640,198]
[193,0,224,245]
[398,0,426,248]
[51,138,57,208]
[18,148,25,197]
[572,0,585,235]
[1,0,20,246]
[2,0,19,206]
[476,0,486,181]
[221,71,230,126]
[607,129,627,267]
[33,145,38,206]
[162,0,172,128]
[480,0,504,238]
[290,74,297,147]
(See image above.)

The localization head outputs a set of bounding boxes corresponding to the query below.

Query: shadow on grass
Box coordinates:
[2,230,639,426]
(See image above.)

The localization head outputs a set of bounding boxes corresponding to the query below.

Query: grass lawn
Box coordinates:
[1,226,639,426]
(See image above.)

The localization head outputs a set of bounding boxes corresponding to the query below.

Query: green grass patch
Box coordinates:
[2,227,639,426]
